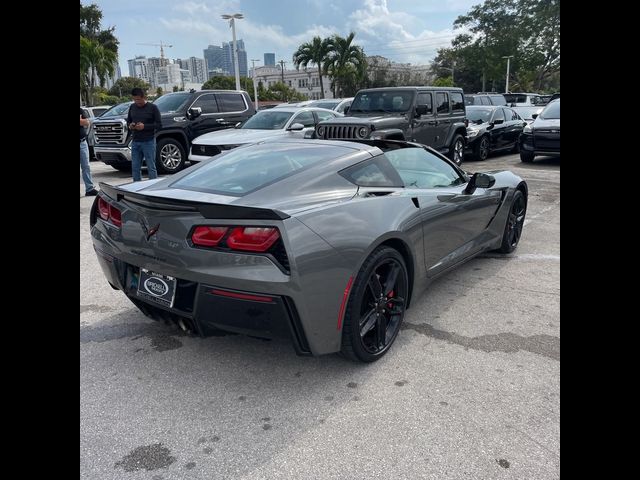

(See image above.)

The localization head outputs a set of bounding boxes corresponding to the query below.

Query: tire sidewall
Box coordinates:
[475,136,489,161]
[156,138,186,173]
[342,246,408,362]
[499,190,526,253]
[449,135,465,166]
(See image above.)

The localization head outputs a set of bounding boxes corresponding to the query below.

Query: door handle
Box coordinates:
[215,118,226,122]
[428,120,438,125]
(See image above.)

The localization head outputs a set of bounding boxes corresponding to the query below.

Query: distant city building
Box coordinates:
[128,56,150,84]
[203,45,225,78]
[366,55,432,85]
[223,39,248,77]
[178,57,207,84]
[147,57,170,88]
[264,53,275,67]
[254,66,333,100]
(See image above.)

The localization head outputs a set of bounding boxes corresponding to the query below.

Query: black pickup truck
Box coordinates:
[93,90,255,173]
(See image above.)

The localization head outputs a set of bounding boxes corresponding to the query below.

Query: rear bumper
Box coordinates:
[93,249,312,355]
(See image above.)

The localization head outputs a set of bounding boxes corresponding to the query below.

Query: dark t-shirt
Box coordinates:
[126,102,162,141]
[80,107,87,141]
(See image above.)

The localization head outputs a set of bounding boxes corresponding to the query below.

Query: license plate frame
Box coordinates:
[136,268,177,308]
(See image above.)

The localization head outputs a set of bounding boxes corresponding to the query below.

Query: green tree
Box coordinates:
[324,33,367,97]
[156,87,163,97]
[80,2,118,53]
[433,76,454,87]
[80,36,117,105]
[444,0,560,92]
[108,77,150,98]
[80,2,119,105]
[292,36,331,99]
[202,76,237,90]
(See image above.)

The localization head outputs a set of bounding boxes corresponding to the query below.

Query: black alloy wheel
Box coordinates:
[341,246,408,362]
[498,190,526,253]
[476,136,490,161]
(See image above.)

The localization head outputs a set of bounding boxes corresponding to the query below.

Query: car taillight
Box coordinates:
[109,205,122,227]
[191,226,228,247]
[97,196,122,228]
[98,197,110,220]
[227,227,280,252]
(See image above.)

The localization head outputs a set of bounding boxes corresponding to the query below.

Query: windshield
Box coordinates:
[512,106,542,120]
[100,102,132,118]
[466,108,493,123]
[540,100,560,119]
[350,91,415,113]
[152,93,192,113]
[170,143,350,196]
[309,101,339,109]
[241,110,293,130]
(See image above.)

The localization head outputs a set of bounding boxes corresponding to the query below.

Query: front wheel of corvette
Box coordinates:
[341,246,408,362]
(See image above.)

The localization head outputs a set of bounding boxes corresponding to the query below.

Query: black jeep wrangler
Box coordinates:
[93,90,255,173]
[315,86,468,165]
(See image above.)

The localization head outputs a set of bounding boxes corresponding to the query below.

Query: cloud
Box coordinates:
[344,0,468,64]
[172,2,211,15]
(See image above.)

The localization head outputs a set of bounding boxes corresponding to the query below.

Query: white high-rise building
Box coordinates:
[178,57,207,84]
[128,56,150,84]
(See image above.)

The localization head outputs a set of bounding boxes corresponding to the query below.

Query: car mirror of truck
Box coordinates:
[187,107,202,120]
[415,105,428,116]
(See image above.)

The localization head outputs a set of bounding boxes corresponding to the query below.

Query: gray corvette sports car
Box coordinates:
[91,138,527,362]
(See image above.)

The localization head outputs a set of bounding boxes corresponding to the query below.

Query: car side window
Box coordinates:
[339,155,404,187]
[191,94,219,114]
[216,94,247,112]
[314,110,336,122]
[417,93,433,114]
[450,92,464,113]
[436,93,449,114]
[385,147,463,189]
[480,96,491,106]
[492,108,505,122]
[291,111,316,127]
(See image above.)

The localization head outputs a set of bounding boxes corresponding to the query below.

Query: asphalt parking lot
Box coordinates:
[80,152,560,480]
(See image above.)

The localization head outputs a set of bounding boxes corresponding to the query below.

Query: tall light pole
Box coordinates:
[221,13,243,91]
[251,59,260,111]
[502,55,514,93]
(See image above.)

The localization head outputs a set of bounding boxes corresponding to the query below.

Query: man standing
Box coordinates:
[80,108,98,196]
[127,88,162,181]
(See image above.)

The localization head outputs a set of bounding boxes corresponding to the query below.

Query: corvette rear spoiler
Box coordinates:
[98,182,290,220]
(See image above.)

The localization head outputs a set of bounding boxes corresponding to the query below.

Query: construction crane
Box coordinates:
[136,41,173,59]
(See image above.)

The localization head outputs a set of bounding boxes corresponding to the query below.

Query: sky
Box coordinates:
[89,0,478,76]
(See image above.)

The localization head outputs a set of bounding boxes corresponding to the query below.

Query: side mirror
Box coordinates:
[532,113,538,119]
[464,172,495,194]
[493,118,504,125]
[415,105,428,116]
[187,107,202,120]
[287,123,304,131]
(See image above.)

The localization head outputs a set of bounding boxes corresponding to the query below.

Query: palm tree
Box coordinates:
[324,32,367,97]
[80,36,117,105]
[292,36,331,99]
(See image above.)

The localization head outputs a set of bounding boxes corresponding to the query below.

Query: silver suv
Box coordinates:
[80,105,111,160]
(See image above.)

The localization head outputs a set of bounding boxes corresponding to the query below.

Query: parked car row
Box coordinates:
[87,86,558,175]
